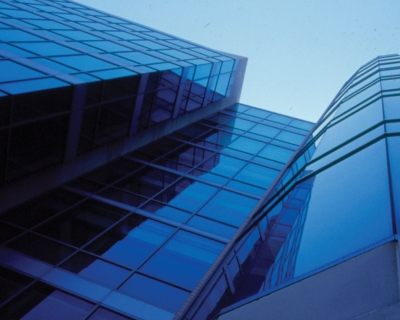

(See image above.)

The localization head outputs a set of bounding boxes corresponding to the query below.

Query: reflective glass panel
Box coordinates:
[86,216,175,270]
[140,230,224,290]
[198,190,258,227]
[0,282,94,320]
[60,252,131,288]
[35,200,128,247]
[119,273,190,313]
[0,60,43,82]
[293,140,392,277]
[15,42,79,56]
[53,55,116,72]
[0,29,42,41]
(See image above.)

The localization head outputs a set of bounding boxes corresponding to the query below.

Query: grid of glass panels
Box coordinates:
[0,0,238,185]
[0,104,313,319]
[182,54,400,320]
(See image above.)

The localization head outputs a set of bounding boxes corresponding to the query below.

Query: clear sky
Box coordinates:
[76,0,400,122]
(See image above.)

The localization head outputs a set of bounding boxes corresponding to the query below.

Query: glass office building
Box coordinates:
[2,1,399,320]
[0,0,316,319]
[181,54,400,320]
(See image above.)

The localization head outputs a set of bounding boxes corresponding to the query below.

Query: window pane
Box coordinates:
[119,273,190,313]
[0,60,43,82]
[198,190,258,227]
[293,140,392,277]
[15,42,78,56]
[140,230,224,290]
[86,216,175,270]
[0,282,93,320]
[60,252,130,288]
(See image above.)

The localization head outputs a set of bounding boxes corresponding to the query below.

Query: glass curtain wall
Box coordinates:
[0,103,313,319]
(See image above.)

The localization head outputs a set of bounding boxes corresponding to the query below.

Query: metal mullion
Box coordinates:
[379,66,399,236]
[172,67,188,119]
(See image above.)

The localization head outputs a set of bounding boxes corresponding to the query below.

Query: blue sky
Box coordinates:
[76,0,400,122]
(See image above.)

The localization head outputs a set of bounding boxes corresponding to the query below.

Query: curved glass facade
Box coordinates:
[182,54,400,320]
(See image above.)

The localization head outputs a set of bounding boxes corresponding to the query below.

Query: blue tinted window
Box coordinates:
[307,126,384,173]
[205,154,245,177]
[81,22,115,31]
[234,163,279,188]
[0,77,69,94]
[226,180,266,196]
[106,31,142,40]
[191,47,218,57]
[32,5,66,13]
[158,180,218,212]
[60,252,130,288]
[53,55,116,71]
[215,73,230,95]
[69,41,103,53]
[39,30,69,40]
[0,9,40,19]
[76,8,102,16]
[198,190,258,227]
[140,230,224,290]
[0,43,36,57]
[88,308,131,320]
[289,119,314,131]
[32,58,77,73]
[258,144,293,163]
[223,117,255,131]
[0,60,44,82]
[312,100,383,159]
[56,13,90,21]
[228,136,265,154]
[16,42,79,56]
[220,59,235,73]
[294,140,392,277]
[25,19,72,29]
[146,31,172,40]
[267,113,293,124]
[125,24,150,32]
[102,53,135,65]
[0,3,15,9]
[134,40,168,50]
[72,73,100,83]
[187,215,237,239]
[151,62,179,71]
[167,39,194,48]
[162,49,195,60]
[91,68,136,80]
[249,123,280,138]
[6,19,39,30]
[0,283,94,319]
[276,130,305,145]
[7,232,75,265]
[84,41,130,52]
[0,29,42,41]
[119,273,190,313]
[382,78,400,91]
[141,201,191,223]
[101,16,127,24]
[86,218,175,270]
[383,96,400,119]
[336,82,381,116]
[194,63,212,80]
[117,52,162,64]
[54,30,101,41]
